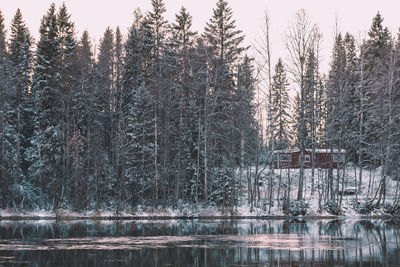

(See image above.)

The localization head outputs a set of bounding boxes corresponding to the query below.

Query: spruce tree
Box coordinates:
[122,10,155,207]
[204,0,246,208]
[57,3,77,206]
[390,31,400,185]
[113,26,125,211]
[234,55,258,205]
[304,49,318,147]
[326,33,347,200]
[28,4,63,209]
[93,27,116,210]
[342,33,360,163]
[0,9,13,208]
[7,9,37,208]
[171,6,197,205]
[363,12,392,163]
[9,9,33,177]
[141,0,168,207]
[190,37,211,203]
[359,13,391,205]
[272,58,291,150]
[70,30,93,210]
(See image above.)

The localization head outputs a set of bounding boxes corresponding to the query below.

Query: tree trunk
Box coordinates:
[298,149,304,200]
[154,104,158,207]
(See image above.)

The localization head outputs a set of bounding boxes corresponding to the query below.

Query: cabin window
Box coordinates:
[280,154,291,162]
[304,154,310,162]
[273,154,278,161]
[332,154,343,162]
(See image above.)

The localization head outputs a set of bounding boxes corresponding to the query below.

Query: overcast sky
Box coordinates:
[1,0,399,75]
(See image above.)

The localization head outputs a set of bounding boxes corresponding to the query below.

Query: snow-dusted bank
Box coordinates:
[0,206,394,220]
[1,166,399,220]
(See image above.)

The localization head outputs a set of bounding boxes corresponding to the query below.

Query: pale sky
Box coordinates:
[1,0,400,75]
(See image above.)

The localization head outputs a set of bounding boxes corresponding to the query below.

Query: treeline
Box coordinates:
[0,0,258,211]
[0,1,399,213]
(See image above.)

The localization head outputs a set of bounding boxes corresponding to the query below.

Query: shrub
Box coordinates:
[324,200,341,215]
[284,200,309,216]
[352,200,375,214]
[383,203,400,216]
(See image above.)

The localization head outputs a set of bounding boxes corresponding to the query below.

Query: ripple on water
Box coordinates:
[0,234,349,251]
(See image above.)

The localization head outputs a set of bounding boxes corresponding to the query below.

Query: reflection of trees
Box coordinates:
[282,219,309,234]
[350,220,400,265]
[324,219,343,235]
[1,219,400,265]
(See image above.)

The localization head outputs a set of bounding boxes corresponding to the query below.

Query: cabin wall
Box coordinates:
[274,151,344,169]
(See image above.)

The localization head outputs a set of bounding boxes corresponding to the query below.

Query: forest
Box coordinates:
[0,0,399,216]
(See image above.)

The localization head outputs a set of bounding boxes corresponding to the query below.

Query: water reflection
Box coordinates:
[0,219,399,266]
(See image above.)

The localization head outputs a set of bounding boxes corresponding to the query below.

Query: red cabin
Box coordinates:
[273,148,345,169]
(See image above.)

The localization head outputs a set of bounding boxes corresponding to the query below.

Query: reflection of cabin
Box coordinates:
[273,148,345,169]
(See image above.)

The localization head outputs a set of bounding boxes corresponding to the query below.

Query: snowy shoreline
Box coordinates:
[0,209,394,221]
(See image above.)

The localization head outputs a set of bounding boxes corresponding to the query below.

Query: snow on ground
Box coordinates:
[0,209,55,218]
[0,165,398,219]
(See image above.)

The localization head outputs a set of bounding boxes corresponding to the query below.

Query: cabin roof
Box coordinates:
[273,148,346,153]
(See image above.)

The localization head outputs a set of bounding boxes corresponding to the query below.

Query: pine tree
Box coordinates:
[315,77,327,149]
[342,33,360,163]
[367,14,392,206]
[390,31,400,190]
[57,3,77,206]
[204,0,246,209]
[8,9,34,176]
[141,0,168,207]
[93,26,116,210]
[28,4,63,209]
[122,10,155,208]
[72,31,93,135]
[170,6,198,207]
[234,55,258,206]
[359,13,392,205]
[172,7,196,49]
[70,30,94,210]
[0,9,14,208]
[7,9,37,208]
[96,26,114,140]
[304,49,317,147]
[190,37,210,203]
[363,12,392,163]
[292,47,321,200]
[114,26,125,212]
[271,58,291,150]
[326,33,347,200]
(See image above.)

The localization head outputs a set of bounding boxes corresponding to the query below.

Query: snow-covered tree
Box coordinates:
[271,58,291,149]
[7,9,36,208]
[57,3,78,207]
[0,9,16,208]
[28,4,63,209]
[204,0,246,209]
[234,55,258,206]
[69,30,94,211]
[122,10,155,207]
[171,6,198,206]
[141,0,169,207]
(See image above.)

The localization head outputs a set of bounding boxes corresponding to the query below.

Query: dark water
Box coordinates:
[0,219,399,266]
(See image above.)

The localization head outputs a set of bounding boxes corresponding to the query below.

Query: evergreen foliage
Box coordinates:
[1,3,400,214]
[271,58,291,149]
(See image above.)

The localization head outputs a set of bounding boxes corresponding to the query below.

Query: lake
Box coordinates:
[0,218,399,266]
